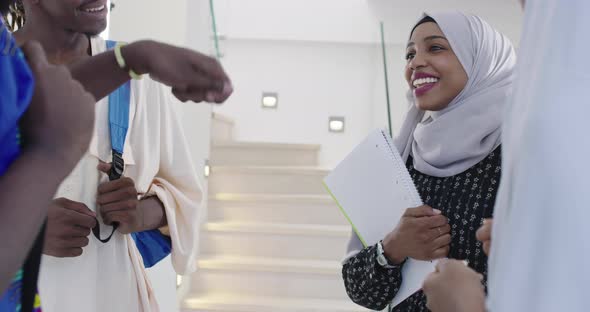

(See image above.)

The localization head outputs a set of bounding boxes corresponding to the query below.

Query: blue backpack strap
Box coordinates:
[91,39,129,243]
[101,40,171,267]
[106,39,129,181]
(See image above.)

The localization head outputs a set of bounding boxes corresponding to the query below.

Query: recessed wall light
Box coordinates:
[329,116,345,133]
[204,159,210,178]
[262,92,278,109]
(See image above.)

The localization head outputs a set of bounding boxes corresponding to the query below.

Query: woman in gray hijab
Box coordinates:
[342,11,515,311]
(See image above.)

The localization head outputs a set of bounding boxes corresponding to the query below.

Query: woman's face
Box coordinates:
[404,21,468,111]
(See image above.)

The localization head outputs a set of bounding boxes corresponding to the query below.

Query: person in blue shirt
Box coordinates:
[0,11,96,312]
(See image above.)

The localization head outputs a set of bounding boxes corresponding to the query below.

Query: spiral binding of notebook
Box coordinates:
[379,130,423,206]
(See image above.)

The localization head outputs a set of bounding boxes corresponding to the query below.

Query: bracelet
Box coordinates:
[114,42,142,80]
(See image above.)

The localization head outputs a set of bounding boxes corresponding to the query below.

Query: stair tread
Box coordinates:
[184,294,368,311]
[213,141,320,150]
[205,222,350,236]
[211,193,333,203]
[198,255,341,274]
[212,113,235,125]
[211,166,330,174]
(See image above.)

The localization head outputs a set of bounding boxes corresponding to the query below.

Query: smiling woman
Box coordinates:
[341,11,516,311]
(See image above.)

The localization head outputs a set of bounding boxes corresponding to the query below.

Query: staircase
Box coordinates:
[182,114,368,312]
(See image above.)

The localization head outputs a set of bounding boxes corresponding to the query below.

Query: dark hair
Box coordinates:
[410,15,436,37]
[0,1,10,15]
[2,0,24,31]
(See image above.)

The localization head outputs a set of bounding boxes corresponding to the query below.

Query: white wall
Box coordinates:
[213,0,379,44]
[109,0,215,310]
[213,40,415,168]
[109,0,187,45]
[214,39,381,167]
[371,43,413,137]
[211,0,522,45]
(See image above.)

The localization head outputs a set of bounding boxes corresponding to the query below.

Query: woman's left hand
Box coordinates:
[423,259,486,312]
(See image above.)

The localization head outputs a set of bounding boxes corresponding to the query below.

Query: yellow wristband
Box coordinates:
[114,42,143,80]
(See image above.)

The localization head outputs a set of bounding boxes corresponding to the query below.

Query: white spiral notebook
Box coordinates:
[323,129,436,308]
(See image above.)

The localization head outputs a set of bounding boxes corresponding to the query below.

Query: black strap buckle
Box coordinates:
[93,150,124,243]
[109,150,125,181]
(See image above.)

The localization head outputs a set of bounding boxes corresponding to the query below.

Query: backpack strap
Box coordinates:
[92,39,131,244]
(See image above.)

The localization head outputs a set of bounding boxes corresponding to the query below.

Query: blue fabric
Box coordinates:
[0,22,33,175]
[0,19,37,312]
[105,40,171,267]
[106,40,130,155]
[131,230,172,268]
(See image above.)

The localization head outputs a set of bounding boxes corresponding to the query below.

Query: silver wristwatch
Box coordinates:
[376,240,400,269]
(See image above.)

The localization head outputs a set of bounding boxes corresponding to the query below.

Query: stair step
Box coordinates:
[211,113,235,142]
[209,193,348,225]
[190,256,348,300]
[208,166,330,195]
[183,294,371,312]
[205,222,349,236]
[211,141,320,167]
[200,222,352,260]
[198,256,341,275]
[212,193,333,203]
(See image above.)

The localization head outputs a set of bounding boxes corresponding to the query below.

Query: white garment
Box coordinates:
[38,37,203,312]
[488,1,590,311]
[395,11,516,178]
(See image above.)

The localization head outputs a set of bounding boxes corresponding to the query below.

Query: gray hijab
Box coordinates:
[394,11,516,177]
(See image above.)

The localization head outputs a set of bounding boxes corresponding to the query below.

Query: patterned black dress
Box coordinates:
[342,147,502,311]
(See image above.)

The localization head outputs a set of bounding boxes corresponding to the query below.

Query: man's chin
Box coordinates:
[84,31,103,37]
[75,20,107,37]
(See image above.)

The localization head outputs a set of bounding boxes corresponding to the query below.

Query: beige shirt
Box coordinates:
[38,37,203,312]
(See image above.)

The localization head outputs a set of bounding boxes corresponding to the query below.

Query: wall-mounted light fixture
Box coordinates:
[328,116,345,133]
[204,159,210,178]
[176,275,183,288]
[262,92,279,109]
